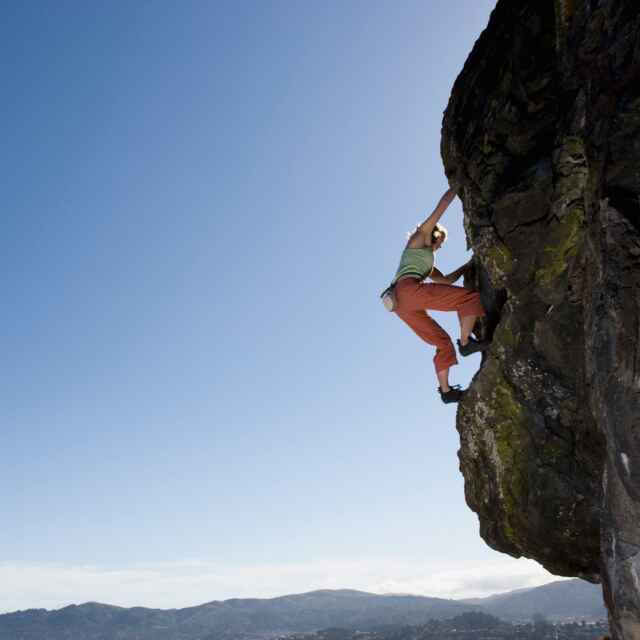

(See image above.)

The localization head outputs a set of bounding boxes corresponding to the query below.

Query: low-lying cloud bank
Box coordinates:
[0,556,561,613]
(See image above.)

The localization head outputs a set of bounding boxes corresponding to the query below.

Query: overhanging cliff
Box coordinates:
[441,2,640,639]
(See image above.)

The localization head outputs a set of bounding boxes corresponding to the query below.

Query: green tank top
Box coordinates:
[393,246,434,284]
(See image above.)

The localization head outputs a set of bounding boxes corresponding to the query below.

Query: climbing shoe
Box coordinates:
[438,385,465,404]
[457,336,490,357]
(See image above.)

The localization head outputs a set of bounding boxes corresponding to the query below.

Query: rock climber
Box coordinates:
[387,185,489,403]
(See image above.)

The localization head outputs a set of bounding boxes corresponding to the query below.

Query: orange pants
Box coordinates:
[394,278,486,373]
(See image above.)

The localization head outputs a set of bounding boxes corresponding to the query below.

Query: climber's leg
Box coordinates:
[453,290,489,354]
[395,279,489,358]
[460,313,479,346]
[395,308,458,380]
[436,367,451,392]
[396,280,485,318]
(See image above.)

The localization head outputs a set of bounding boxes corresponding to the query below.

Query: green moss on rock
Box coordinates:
[493,317,518,350]
[485,241,514,286]
[489,368,529,547]
[536,205,585,287]
[561,135,584,158]
[461,359,530,551]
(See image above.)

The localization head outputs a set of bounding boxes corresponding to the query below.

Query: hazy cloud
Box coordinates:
[0,556,564,613]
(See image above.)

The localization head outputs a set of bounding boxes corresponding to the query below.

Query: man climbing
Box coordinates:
[388,185,489,403]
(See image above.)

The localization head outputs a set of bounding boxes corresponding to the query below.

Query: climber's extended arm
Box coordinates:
[409,188,457,248]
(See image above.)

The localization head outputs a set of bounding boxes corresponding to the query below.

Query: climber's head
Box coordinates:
[431,223,448,251]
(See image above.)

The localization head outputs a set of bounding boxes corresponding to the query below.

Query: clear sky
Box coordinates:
[3,0,559,612]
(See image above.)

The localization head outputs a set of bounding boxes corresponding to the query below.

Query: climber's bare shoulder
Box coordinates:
[405,229,431,249]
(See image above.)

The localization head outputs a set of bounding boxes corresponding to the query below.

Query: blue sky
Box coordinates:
[3,0,558,611]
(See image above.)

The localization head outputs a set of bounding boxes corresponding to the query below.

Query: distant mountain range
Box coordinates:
[0,579,606,640]
[461,578,606,622]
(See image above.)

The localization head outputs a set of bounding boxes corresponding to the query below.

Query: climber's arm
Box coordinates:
[407,188,457,248]
[429,260,472,285]
[428,267,450,284]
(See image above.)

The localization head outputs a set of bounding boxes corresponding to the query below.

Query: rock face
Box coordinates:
[441,1,640,638]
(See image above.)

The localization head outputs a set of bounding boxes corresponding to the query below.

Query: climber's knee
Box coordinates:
[434,341,458,373]
[458,290,486,319]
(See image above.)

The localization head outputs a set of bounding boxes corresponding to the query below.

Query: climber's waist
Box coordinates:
[394,272,425,284]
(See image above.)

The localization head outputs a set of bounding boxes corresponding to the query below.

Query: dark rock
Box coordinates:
[441,1,640,638]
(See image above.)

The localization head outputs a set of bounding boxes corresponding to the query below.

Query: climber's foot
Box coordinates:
[457,336,490,357]
[438,385,465,404]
